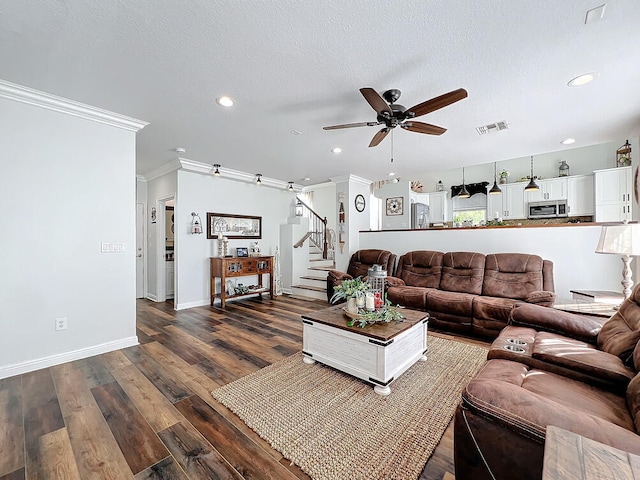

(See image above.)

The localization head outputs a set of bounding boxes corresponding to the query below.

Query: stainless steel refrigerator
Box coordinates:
[411,203,430,229]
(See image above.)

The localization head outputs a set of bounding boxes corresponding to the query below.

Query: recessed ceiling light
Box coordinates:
[331,147,342,154]
[175,147,186,153]
[216,96,234,107]
[290,129,302,135]
[568,73,595,87]
[561,138,576,145]
[388,172,396,177]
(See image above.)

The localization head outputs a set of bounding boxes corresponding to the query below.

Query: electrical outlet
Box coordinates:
[55,317,67,331]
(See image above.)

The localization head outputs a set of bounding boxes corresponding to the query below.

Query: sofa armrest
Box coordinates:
[327,270,353,282]
[385,276,406,288]
[510,303,605,344]
[523,290,556,307]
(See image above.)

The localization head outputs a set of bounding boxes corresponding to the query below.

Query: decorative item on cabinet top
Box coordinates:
[206,212,262,239]
[617,140,632,168]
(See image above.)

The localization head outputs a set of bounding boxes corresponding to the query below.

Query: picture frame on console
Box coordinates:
[207,212,262,239]
[236,247,249,257]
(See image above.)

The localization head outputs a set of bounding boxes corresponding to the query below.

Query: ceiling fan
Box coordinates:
[323,87,468,147]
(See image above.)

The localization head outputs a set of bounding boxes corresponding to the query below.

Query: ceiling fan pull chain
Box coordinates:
[390,129,394,163]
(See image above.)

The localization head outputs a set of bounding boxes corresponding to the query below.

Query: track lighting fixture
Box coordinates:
[524,156,540,191]
[458,167,470,198]
[287,181,294,192]
[489,162,502,195]
[213,164,221,176]
[255,174,262,185]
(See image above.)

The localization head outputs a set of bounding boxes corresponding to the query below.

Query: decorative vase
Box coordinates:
[346,297,358,313]
[356,296,365,309]
[499,177,507,184]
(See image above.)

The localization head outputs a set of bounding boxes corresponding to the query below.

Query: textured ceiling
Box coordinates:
[1,0,639,185]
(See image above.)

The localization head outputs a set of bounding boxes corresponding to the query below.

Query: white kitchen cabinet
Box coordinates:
[525,177,568,202]
[426,191,448,223]
[567,174,594,217]
[487,182,526,220]
[594,166,632,222]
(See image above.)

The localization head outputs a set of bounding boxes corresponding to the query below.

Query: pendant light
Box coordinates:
[458,167,470,198]
[524,156,540,191]
[213,164,221,176]
[489,162,502,195]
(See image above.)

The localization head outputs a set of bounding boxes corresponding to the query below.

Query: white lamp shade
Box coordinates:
[595,224,640,256]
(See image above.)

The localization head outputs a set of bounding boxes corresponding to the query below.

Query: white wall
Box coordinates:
[0,91,142,378]
[359,225,623,299]
[175,170,293,309]
[374,181,412,229]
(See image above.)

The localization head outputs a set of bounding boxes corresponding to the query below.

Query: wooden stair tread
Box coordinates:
[300,275,326,281]
[308,266,335,271]
[292,284,326,292]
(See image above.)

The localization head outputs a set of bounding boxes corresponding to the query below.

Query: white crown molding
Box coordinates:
[329,174,372,186]
[140,157,303,191]
[0,336,139,380]
[136,174,147,182]
[0,79,148,132]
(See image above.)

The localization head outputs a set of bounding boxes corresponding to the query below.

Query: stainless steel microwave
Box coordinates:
[527,200,568,219]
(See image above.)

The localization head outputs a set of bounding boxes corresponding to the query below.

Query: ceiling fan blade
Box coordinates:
[369,128,390,147]
[359,88,392,116]
[406,88,468,118]
[323,121,380,130]
[401,121,447,135]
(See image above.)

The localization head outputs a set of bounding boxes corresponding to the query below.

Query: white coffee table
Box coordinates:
[301,305,429,396]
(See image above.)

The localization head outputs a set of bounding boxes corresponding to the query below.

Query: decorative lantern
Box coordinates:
[558,161,570,177]
[191,212,203,234]
[367,264,387,310]
[617,140,632,168]
[295,199,304,216]
[436,180,444,192]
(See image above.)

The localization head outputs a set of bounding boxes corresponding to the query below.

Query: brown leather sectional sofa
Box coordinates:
[386,250,555,338]
[454,285,640,480]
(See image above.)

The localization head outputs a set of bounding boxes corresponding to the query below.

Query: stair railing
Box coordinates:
[294,196,329,259]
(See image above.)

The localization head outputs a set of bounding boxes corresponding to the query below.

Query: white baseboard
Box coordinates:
[175,299,210,310]
[146,293,158,301]
[0,336,139,380]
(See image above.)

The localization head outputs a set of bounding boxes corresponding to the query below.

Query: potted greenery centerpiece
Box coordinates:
[346,295,405,328]
[330,277,370,312]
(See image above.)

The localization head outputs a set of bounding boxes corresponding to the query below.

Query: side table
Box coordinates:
[570,289,624,305]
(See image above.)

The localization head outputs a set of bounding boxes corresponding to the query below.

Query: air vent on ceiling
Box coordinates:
[476,121,509,135]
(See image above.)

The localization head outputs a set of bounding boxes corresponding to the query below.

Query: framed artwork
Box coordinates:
[236,247,249,257]
[385,197,404,216]
[207,213,262,239]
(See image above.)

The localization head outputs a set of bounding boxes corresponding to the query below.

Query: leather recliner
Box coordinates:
[326,249,396,303]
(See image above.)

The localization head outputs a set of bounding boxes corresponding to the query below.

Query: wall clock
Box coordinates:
[354,194,366,212]
[386,196,403,216]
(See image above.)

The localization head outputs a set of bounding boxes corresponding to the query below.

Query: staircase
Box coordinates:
[290,195,335,300]
[291,247,334,300]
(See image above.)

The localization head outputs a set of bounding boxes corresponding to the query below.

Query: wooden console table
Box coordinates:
[210,256,273,308]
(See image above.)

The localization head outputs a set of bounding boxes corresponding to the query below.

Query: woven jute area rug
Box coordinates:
[211,335,488,480]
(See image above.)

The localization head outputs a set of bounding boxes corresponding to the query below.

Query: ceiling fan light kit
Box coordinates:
[323,87,468,148]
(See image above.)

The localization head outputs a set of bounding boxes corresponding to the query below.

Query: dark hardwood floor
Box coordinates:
[0,295,487,480]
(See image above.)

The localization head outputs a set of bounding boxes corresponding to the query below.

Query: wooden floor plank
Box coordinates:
[21,369,65,441]
[0,377,24,477]
[157,422,243,480]
[134,456,188,480]
[174,395,300,480]
[107,363,185,433]
[0,468,25,480]
[122,346,193,403]
[91,381,169,475]
[50,362,134,480]
[25,428,81,480]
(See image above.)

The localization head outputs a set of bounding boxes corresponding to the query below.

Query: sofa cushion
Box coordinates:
[482,253,544,300]
[473,296,520,333]
[597,285,640,366]
[386,285,429,310]
[394,250,443,288]
[627,371,640,432]
[348,249,396,279]
[426,289,475,326]
[439,252,485,295]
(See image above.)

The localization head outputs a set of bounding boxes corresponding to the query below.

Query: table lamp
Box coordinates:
[595,222,640,299]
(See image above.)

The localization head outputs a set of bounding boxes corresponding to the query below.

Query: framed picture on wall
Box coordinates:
[385,197,403,216]
[206,213,262,239]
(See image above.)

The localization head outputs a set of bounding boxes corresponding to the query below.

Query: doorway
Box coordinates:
[136,203,145,298]
[155,194,175,307]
